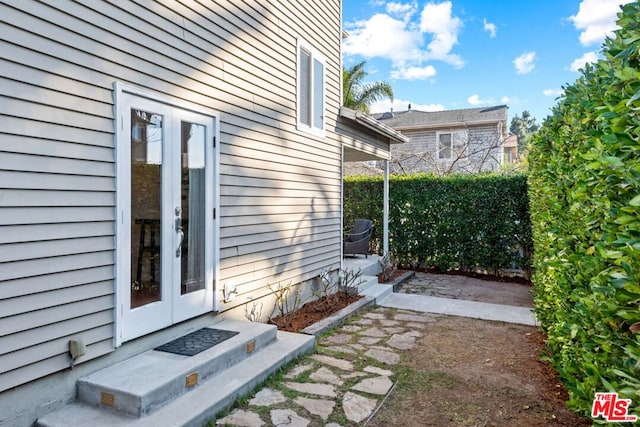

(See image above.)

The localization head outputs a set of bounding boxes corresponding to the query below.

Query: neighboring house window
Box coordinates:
[297,39,325,136]
[438,132,466,159]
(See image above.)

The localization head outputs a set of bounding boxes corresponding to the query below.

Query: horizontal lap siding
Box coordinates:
[0,0,342,392]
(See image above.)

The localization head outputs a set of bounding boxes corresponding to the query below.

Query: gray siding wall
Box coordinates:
[0,0,342,395]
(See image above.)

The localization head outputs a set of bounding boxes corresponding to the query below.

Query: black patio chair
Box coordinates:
[343,219,373,258]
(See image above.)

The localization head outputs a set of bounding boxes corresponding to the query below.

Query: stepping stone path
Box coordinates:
[215,307,434,426]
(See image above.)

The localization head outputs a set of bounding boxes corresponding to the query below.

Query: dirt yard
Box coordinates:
[368,273,591,426]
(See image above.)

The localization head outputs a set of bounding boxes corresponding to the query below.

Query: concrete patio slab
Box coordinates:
[379,293,538,326]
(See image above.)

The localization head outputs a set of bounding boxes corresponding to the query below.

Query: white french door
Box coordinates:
[116,85,218,343]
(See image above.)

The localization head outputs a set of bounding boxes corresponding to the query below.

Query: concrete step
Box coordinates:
[37,323,315,427]
[343,255,382,277]
[360,282,394,303]
[357,275,378,293]
[77,319,276,418]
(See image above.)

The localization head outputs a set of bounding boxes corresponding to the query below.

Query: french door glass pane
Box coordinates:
[130,109,163,308]
[181,121,206,295]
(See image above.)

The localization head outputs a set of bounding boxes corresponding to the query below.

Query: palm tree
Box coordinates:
[342,61,394,114]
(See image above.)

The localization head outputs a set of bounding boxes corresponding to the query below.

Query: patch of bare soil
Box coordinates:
[369,316,590,426]
[370,273,590,427]
[268,292,362,332]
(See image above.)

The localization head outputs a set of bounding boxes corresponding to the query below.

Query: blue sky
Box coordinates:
[342,0,633,124]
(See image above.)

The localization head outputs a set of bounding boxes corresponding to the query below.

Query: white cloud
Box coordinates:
[569,0,634,46]
[570,51,599,71]
[483,18,496,38]
[468,94,492,105]
[370,98,445,114]
[343,14,424,64]
[543,88,564,97]
[419,1,465,67]
[343,1,465,80]
[513,51,536,74]
[386,1,418,22]
[390,65,437,80]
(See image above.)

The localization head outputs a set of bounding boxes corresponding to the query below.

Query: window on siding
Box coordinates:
[297,39,325,136]
[438,132,467,159]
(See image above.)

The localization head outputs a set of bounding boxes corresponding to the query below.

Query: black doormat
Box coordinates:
[154,328,239,356]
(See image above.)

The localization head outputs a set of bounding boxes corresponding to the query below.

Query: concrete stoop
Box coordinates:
[358,275,394,303]
[343,255,382,277]
[37,319,315,427]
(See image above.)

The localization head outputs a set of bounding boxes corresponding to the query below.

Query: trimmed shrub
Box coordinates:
[344,173,531,276]
[528,2,640,417]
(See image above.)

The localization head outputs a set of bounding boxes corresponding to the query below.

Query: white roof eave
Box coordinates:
[339,107,409,144]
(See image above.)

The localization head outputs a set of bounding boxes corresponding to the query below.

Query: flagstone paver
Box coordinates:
[248,388,287,406]
[293,397,335,420]
[383,327,406,334]
[342,391,377,422]
[358,336,382,345]
[387,333,417,350]
[322,345,356,355]
[364,348,400,365]
[309,367,343,385]
[325,333,352,344]
[394,313,434,322]
[311,354,354,371]
[285,364,313,379]
[378,319,401,327]
[360,327,388,337]
[270,409,309,427]
[284,382,337,397]
[363,365,393,376]
[363,312,387,319]
[340,372,368,380]
[216,409,264,426]
[216,305,426,426]
[351,375,394,395]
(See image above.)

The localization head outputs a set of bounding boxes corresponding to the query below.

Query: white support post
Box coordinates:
[383,160,390,256]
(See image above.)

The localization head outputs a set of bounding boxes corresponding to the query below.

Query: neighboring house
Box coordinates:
[373,105,509,175]
[0,2,405,425]
[343,161,384,176]
[503,134,519,164]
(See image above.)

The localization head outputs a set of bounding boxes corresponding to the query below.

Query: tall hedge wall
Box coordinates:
[344,174,532,275]
[528,2,640,417]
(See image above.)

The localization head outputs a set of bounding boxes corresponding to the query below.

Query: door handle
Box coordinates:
[175,214,184,258]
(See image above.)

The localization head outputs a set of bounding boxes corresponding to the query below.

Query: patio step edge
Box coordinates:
[36,331,315,427]
[76,319,277,418]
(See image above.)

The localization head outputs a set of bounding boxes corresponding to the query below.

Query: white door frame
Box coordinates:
[113,82,220,346]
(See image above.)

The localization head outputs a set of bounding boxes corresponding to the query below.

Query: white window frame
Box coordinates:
[437,131,468,160]
[296,38,325,137]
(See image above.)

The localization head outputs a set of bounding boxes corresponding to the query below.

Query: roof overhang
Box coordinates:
[393,118,506,131]
[339,107,409,144]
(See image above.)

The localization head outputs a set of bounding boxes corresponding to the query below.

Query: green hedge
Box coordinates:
[528,2,640,417]
[344,174,532,275]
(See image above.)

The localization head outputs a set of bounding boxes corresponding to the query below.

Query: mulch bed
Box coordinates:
[268,292,363,332]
